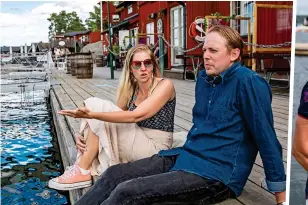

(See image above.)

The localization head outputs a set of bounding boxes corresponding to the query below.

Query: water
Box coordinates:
[1,90,69,205]
[289,31,308,205]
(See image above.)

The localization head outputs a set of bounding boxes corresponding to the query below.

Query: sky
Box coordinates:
[0,0,307,47]
[297,0,308,15]
[0,0,99,46]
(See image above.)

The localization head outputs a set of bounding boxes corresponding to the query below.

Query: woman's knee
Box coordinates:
[85,97,118,112]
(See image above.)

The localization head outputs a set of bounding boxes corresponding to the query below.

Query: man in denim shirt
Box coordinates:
[293,82,308,202]
[75,25,286,205]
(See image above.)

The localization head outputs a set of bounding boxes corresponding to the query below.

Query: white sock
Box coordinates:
[78,166,90,175]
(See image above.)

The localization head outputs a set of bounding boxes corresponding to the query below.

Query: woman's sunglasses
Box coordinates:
[131,59,153,70]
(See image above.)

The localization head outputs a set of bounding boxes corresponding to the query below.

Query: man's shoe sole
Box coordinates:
[48,179,92,191]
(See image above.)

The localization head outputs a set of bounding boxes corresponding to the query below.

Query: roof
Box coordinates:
[64,30,91,37]
[101,28,109,34]
[54,34,65,38]
[30,42,51,52]
[50,39,86,49]
[112,13,138,29]
[1,46,10,52]
[38,42,51,51]
[0,46,21,52]
[115,1,133,8]
[112,20,129,29]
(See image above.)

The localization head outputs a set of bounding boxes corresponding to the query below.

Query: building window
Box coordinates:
[230,2,241,32]
[230,1,254,36]
[129,27,139,46]
[128,5,133,14]
[170,5,184,66]
[277,9,292,31]
[146,22,155,45]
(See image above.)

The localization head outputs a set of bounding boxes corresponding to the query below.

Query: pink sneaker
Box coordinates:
[48,165,92,190]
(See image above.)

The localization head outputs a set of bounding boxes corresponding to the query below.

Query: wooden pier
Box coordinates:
[49,67,289,205]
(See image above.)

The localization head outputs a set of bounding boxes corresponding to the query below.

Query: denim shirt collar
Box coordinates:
[201,62,241,85]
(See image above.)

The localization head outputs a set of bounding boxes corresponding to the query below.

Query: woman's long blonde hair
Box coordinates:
[117,44,161,109]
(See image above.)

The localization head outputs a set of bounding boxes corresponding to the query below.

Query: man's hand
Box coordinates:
[58,107,92,119]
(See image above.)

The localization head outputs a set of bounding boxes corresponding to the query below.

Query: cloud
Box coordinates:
[0,0,98,46]
[297,0,308,15]
[10,8,20,11]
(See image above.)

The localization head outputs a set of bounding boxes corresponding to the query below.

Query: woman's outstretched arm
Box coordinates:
[58,79,175,123]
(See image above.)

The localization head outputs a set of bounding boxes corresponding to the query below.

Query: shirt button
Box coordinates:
[209,100,211,104]
[194,128,197,131]
[213,84,216,87]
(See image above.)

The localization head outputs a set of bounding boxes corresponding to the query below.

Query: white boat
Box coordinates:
[0,51,54,94]
[1,71,48,81]
[296,25,308,32]
[1,82,50,93]
[1,67,46,72]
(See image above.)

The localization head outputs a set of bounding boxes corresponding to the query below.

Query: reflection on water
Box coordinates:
[290,31,308,205]
[1,90,69,205]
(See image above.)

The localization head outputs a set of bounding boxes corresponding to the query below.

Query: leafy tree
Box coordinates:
[85,6,101,32]
[48,11,86,38]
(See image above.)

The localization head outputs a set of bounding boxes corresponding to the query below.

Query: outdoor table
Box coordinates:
[250,52,291,88]
[176,54,203,81]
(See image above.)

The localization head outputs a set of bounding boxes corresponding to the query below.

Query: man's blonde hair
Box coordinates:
[117,44,161,108]
[207,25,243,61]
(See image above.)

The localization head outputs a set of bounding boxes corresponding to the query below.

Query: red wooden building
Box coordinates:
[98,1,293,73]
[89,31,102,43]
[99,1,117,55]
[63,30,91,44]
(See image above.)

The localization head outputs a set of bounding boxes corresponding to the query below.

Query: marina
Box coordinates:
[0,51,69,204]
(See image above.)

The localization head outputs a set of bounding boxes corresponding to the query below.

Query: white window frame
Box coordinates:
[230,1,254,36]
[128,5,133,14]
[170,5,184,66]
[146,22,155,45]
[129,27,139,46]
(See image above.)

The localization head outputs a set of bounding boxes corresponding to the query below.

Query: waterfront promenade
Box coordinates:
[49,66,289,205]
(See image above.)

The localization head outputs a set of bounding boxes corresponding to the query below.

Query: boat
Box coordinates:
[296,17,308,32]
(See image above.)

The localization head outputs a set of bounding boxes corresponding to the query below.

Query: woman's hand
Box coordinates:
[76,135,87,154]
[58,107,92,119]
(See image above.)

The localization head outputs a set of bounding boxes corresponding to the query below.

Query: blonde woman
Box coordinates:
[48,44,176,191]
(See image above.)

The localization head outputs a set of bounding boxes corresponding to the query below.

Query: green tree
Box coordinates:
[85,6,101,32]
[47,11,86,38]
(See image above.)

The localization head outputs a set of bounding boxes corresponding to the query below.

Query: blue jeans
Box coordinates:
[75,155,235,205]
